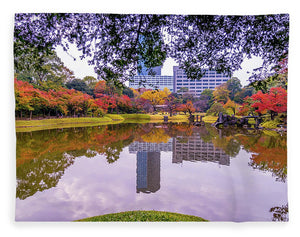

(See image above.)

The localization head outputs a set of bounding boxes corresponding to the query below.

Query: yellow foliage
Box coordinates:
[223,98,240,115]
[213,84,230,103]
[141,128,171,143]
[140,88,171,106]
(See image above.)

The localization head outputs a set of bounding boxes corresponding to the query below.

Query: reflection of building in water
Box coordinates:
[129,140,169,193]
[129,139,173,153]
[136,151,160,193]
[172,134,230,166]
[129,139,173,193]
[130,133,230,194]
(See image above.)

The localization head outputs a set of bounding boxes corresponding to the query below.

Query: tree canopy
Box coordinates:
[14,13,289,85]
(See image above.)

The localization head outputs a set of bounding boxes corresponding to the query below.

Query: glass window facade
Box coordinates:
[129,75,174,92]
[173,66,230,97]
[129,65,230,97]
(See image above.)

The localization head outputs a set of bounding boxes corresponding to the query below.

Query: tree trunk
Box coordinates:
[29,110,32,120]
[270,111,275,120]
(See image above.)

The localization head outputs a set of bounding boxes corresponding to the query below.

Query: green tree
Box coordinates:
[213,84,230,104]
[226,77,242,100]
[14,39,75,90]
[250,74,287,93]
[122,87,134,98]
[200,89,214,107]
[83,76,98,89]
[234,86,255,104]
[15,14,289,85]
[206,102,227,116]
[66,79,93,95]
[223,98,240,115]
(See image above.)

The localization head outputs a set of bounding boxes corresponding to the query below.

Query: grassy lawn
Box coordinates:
[76,210,208,222]
[16,112,279,132]
[121,114,151,120]
[15,113,190,132]
[260,120,280,129]
[202,115,218,123]
[104,114,125,121]
[149,113,189,122]
[15,116,117,132]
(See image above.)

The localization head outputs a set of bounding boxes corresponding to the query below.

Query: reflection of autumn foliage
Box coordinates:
[133,123,195,144]
[141,128,171,143]
[237,133,287,182]
[270,204,288,222]
[197,125,241,157]
[17,123,204,199]
[16,124,137,199]
[16,122,287,201]
[211,135,240,157]
[167,123,194,137]
[17,124,136,167]
[17,152,75,200]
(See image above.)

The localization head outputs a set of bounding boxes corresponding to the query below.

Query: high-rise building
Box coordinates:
[136,151,161,193]
[129,138,172,194]
[130,59,173,91]
[129,139,173,153]
[172,132,230,166]
[129,74,174,92]
[173,66,230,97]
[138,63,162,76]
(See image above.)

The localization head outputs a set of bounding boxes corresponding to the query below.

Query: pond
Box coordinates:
[15,123,288,222]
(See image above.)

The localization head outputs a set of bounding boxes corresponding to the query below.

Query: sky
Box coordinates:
[56,44,263,87]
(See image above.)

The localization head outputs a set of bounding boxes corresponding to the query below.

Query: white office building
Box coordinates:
[129,75,174,92]
[173,66,230,97]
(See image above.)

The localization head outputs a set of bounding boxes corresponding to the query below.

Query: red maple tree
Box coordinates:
[251,87,287,119]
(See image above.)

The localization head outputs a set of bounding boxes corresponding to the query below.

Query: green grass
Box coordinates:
[15,114,153,132]
[14,113,191,132]
[76,210,208,222]
[15,116,117,132]
[260,120,280,129]
[149,114,189,122]
[105,114,125,121]
[202,115,218,123]
[121,114,151,120]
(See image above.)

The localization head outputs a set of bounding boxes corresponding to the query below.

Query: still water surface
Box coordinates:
[15,123,288,221]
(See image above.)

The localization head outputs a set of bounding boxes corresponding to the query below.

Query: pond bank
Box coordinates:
[15,114,189,132]
[76,210,208,222]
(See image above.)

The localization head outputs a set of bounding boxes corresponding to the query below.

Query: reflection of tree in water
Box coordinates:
[270,204,288,222]
[16,152,75,200]
[16,122,287,200]
[198,126,287,182]
[103,138,134,163]
[237,132,287,183]
[250,161,287,183]
[199,125,241,158]
[16,124,138,199]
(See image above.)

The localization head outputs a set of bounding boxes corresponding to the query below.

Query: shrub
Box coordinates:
[206,102,227,116]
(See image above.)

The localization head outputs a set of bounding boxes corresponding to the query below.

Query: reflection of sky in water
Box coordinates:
[15,145,287,221]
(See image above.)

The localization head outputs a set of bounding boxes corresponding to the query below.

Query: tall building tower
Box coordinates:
[136,151,161,193]
[129,64,173,92]
[138,62,162,76]
[130,38,173,91]
[173,66,231,97]
[172,131,230,166]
